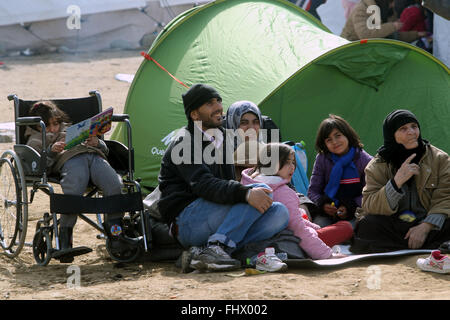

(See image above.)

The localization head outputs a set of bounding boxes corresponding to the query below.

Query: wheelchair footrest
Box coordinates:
[51,246,92,260]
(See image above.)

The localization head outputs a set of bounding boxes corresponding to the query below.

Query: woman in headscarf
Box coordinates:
[225,101,264,181]
[225,100,317,219]
[350,109,450,253]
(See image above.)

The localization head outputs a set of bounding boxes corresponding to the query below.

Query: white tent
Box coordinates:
[0,0,206,53]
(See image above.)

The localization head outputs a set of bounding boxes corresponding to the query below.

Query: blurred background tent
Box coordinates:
[111,0,449,192]
[0,0,208,54]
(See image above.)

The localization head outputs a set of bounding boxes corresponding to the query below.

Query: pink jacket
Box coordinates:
[241,168,332,259]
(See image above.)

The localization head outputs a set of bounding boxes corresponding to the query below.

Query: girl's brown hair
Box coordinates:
[29,101,70,127]
[255,143,295,176]
[315,114,363,154]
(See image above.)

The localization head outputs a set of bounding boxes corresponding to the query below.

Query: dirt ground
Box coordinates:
[0,49,448,302]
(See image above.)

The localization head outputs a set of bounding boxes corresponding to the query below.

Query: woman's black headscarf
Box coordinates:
[377,109,427,169]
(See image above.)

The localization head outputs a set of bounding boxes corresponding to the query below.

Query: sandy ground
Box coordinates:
[0,50,448,302]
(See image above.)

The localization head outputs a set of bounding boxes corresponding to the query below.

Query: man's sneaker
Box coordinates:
[416,250,450,274]
[180,246,203,273]
[190,243,241,272]
[256,247,288,272]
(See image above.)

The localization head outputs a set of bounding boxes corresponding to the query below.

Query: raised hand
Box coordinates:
[51,141,66,153]
[394,153,420,188]
[85,136,99,147]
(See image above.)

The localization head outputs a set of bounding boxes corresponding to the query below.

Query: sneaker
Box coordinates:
[256,247,288,272]
[190,243,241,271]
[180,246,203,273]
[416,250,450,274]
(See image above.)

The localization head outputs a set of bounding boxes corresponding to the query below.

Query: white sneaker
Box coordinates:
[416,250,450,274]
[256,247,288,272]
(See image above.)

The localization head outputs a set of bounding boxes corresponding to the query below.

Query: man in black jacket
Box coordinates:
[157,84,289,271]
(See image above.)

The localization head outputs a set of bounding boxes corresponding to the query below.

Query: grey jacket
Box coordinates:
[25,124,108,173]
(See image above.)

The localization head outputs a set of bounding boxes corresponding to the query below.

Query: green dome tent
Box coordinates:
[259,39,450,170]
[112,0,450,191]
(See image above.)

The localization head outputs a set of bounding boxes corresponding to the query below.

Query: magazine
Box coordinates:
[64,107,113,150]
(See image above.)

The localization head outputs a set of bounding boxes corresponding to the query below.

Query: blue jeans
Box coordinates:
[176,183,289,251]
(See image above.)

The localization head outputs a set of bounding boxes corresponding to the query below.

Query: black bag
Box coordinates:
[140,187,184,261]
[261,115,281,143]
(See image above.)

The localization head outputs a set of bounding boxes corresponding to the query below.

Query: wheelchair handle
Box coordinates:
[16,116,44,126]
[111,114,129,122]
[16,116,49,183]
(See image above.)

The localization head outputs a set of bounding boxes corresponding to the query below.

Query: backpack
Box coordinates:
[284,141,309,195]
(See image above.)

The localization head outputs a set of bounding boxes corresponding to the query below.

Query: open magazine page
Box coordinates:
[64,119,90,149]
[90,107,113,137]
[64,107,113,149]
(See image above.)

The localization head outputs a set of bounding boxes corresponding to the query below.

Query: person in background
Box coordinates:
[342,0,359,20]
[290,0,328,22]
[341,0,427,42]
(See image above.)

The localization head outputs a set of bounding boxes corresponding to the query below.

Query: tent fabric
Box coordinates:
[112,0,450,192]
[259,40,449,170]
[112,0,348,190]
[317,43,410,90]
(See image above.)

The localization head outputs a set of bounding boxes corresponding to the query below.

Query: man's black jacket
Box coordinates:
[157,122,250,225]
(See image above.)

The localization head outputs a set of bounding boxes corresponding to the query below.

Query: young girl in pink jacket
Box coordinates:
[241,143,353,260]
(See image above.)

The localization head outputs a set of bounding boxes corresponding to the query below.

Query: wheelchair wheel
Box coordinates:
[0,154,28,258]
[105,237,142,263]
[32,228,53,266]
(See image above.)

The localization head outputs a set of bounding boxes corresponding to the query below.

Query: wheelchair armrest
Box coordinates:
[112,114,129,122]
[16,116,44,126]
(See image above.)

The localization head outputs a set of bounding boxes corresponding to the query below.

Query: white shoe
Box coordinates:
[416,250,450,274]
[256,247,288,272]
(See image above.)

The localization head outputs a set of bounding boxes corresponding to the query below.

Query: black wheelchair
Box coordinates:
[0,91,152,266]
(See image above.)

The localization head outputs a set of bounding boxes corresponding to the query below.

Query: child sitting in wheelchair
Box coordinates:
[26,100,139,263]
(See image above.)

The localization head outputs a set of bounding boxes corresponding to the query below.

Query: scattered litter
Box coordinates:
[21,48,34,56]
[115,73,134,83]
[225,272,246,277]
[245,268,266,275]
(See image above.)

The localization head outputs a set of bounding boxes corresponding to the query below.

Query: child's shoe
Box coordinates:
[256,247,288,272]
[416,250,450,274]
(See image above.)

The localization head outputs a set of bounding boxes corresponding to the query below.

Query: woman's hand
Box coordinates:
[85,136,99,147]
[51,141,66,153]
[323,203,338,217]
[336,205,348,219]
[247,187,273,214]
[394,153,420,188]
[404,222,433,249]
